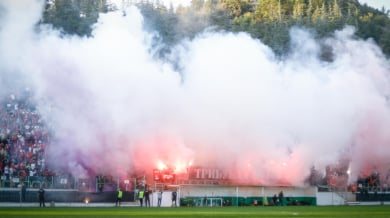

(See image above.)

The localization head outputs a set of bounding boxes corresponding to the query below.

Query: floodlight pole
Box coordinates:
[19,184,22,204]
[134,178,137,201]
[261,186,265,206]
[235,186,238,207]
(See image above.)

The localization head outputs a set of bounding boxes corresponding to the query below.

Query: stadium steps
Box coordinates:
[345,201,360,205]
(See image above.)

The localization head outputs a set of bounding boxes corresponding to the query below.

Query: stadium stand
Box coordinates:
[1,90,389,205]
[0,90,52,189]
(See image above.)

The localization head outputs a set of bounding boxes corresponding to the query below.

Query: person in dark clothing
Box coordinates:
[97,176,104,192]
[38,187,45,207]
[278,191,284,206]
[21,183,26,202]
[272,194,278,206]
[144,189,151,207]
[172,191,177,207]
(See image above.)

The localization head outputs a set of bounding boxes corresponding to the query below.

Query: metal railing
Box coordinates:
[0,176,78,189]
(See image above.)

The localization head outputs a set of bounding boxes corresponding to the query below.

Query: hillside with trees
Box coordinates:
[39,0,390,58]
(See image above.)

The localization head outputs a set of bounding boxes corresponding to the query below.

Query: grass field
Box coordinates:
[0,206,390,218]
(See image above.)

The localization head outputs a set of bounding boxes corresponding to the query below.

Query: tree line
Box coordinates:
[39,0,390,57]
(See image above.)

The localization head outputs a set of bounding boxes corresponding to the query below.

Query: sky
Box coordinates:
[161,0,191,8]
[0,0,389,186]
[110,0,192,9]
[360,0,390,10]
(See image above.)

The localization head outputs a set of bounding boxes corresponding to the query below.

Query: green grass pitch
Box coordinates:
[0,206,389,218]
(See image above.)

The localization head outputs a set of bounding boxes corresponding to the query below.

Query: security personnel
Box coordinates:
[116,188,123,206]
[38,187,45,207]
[138,190,144,207]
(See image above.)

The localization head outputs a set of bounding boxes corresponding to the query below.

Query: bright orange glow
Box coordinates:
[157,160,167,171]
[174,160,187,174]
[156,159,194,174]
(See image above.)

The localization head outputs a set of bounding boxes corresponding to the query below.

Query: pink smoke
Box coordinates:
[0,1,389,186]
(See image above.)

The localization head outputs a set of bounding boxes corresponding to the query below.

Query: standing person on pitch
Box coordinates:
[171,190,177,207]
[116,187,123,206]
[278,191,284,206]
[21,183,26,202]
[38,187,45,207]
[138,189,144,207]
[157,190,163,207]
[144,189,151,207]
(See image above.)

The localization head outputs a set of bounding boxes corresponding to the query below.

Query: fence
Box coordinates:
[1,175,127,192]
[0,188,136,203]
[0,175,79,189]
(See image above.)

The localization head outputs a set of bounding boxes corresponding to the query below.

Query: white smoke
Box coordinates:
[0,0,389,185]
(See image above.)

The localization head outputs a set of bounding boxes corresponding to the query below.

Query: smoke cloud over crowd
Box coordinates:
[0,0,389,186]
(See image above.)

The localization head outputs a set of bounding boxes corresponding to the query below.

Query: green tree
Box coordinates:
[254,0,282,22]
[221,0,251,18]
[42,0,108,36]
[292,0,305,24]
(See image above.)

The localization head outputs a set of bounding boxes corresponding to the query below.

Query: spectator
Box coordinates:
[4,165,9,180]
[97,175,104,192]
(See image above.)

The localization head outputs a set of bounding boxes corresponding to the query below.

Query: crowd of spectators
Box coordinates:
[0,89,51,187]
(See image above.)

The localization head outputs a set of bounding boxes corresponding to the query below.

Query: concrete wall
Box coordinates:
[176,185,316,206]
[149,191,177,207]
[179,185,316,198]
[0,188,135,203]
[316,192,345,205]
[6,185,369,206]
